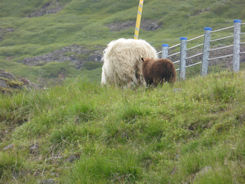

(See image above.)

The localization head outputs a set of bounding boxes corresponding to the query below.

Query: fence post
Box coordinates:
[201,27,212,76]
[180,37,187,80]
[162,44,169,59]
[233,19,241,72]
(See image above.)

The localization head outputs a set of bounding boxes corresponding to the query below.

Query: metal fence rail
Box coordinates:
[208,54,233,61]
[211,25,234,33]
[169,51,180,57]
[209,44,233,52]
[187,43,203,51]
[186,61,202,68]
[210,35,233,42]
[169,43,180,49]
[186,52,203,60]
[160,19,243,80]
[156,51,162,55]
[187,35,204,42]
[173,60,180,64]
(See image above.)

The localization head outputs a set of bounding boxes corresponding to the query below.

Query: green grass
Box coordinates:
[0,71,245,183]
[0,0,245,83]
[1,1,245,183]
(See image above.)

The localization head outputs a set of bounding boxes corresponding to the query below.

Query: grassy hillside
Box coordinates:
[0,0,245,83]
[0,71,245,183]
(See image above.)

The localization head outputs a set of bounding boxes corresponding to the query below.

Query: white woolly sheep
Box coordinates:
[101,38,158,87]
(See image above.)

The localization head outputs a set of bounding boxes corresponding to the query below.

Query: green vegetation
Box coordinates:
[1,1,245,183]
[0,71,245,183]
[0,76,24,94]
[0,0,245,83]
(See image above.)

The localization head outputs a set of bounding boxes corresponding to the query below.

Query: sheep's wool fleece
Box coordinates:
[101,38,158,87]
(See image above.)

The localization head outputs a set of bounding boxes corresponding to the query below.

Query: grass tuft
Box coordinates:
[66,150,141,184]
[0,152,24,179]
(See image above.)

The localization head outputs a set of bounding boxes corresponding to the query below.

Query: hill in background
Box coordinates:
[0,0,245,85]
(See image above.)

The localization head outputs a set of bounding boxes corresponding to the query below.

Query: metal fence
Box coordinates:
[158,19,244,80]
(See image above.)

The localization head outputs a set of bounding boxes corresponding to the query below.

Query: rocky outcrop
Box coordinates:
[0,27,14,41]
[0,70,35,94]
[18,45,103,69]
[28,0,64,17]
[107,19,162,31]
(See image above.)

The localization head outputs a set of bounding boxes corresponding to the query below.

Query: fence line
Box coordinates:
[187,35,204,42]
[168,34,204,50]
[160,19,243,80]
[208,54,233,61]
[210,35,233,42]
[173,60,180,64]
[186,52,203,60]
[169,43,180,49]
[187,43,203,51]
[211,25,234,33]
[209,44,233,52]
[169,51,180,57]
[168,34,204,51]
[186,61,202,68]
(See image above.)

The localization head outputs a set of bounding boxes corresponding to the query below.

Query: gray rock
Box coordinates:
[0,69,16,80]
[0,27,14,42]
[5,28,14,32]
[0,70,37,93]
[40,179,56,184]
[197,166,212,175]
[19,45,103,69]
[28,1,63,17]
[194,166,212,181]
[173,88,182,93]
[0,27,14,34]
[66,154,80,163]
[107,19,161,31]
[3,144,14,151]
[30,143,39,154]
[87,54,102,62]
[0,79,8,88]
[141,21,161,31]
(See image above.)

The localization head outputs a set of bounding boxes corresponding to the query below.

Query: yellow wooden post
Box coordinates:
[134,0,144,40]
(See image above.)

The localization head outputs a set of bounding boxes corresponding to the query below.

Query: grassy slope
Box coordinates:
[0,71,245,183]
[0,0,245,82]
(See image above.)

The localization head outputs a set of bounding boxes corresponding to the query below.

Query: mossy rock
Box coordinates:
[6,79,23,89]
[0,70,25,94]
[0,86,12,94]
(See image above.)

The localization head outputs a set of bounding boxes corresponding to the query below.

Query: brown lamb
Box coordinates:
[142,58,176,86]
